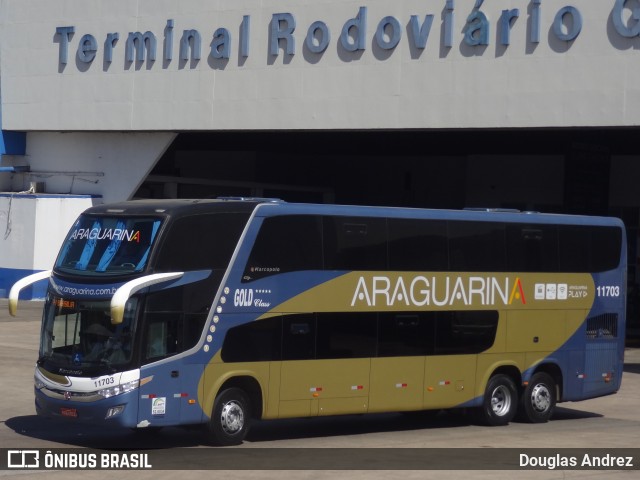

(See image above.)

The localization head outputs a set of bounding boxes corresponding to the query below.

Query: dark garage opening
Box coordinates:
[136,127,636,215]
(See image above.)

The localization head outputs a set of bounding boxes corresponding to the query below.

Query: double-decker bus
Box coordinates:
[9,198,626,445]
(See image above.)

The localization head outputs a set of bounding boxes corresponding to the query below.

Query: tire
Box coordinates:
[477,374,518,426]
[206,388,252,446]
[518,372,556,423]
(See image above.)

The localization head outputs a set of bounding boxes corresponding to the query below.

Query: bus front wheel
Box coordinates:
[206,388,252,446]
[477,374,518,426]
[518,372,557,423]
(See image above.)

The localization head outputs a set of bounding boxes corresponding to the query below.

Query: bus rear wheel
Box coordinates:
[518,372,556,423]
[477,374,518,426]
[206,388,252,446]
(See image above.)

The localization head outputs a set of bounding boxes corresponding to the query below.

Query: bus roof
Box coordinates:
[82,198,624,229]
[254,202,624,228]
[82,198,265,217]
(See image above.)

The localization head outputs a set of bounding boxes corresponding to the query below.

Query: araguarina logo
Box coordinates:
[351,275,526,308]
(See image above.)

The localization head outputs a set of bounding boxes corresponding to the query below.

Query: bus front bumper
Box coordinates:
[34,387,139,428]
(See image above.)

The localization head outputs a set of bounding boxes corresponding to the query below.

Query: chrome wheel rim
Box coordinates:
[491,385,512,417]
[531,384,551,413]
[220,400,244,435]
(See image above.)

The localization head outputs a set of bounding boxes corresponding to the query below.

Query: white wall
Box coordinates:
[0,130,175,297]
[10,132,175,203]
[2,1,639,131]
[0,195,96,269]
[0,170,10,191]
[0,195,36,270]
[0,194,97,297]
[32,196,93,269]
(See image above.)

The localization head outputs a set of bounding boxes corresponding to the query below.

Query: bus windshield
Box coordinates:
[39,296,137,375]
[55,215,162,275]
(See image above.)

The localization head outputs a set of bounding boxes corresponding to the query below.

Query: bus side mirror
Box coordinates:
[110,272,184,324]
[8,270,52,316]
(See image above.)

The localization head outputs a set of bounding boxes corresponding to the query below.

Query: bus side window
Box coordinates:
[221,317,282,362]
[143,314,179,361]
[282,314,316,360]
[388,218,448,271]
[378,313,434,356]
[323,216,387,270]
[243,216,323,282]
[559,225,622,273]
[146,322,168,359]
[449,221,506,271]
[588,226,622,272]
[156,213,249,271]
[316,313,377,359]
[506,224,559,272]
[435,311,498,355]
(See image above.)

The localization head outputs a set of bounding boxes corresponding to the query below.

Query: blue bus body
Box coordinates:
[10,199,625,444]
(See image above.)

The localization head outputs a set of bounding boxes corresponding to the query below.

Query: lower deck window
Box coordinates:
[221,310,499,362]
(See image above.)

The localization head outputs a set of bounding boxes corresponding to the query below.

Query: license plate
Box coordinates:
[60,408,78,418]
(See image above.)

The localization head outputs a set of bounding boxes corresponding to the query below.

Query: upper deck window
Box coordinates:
[242,213,623,281]
[243,215,323,281]
[55,216,162,275]
[154,213,251,271]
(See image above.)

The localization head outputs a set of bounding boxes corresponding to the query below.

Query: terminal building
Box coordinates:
[1,1,640,329]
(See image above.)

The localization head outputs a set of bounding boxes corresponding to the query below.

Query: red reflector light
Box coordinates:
[60,408,78,418]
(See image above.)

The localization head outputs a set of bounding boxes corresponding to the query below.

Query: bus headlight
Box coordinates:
[98,379,139,399]
[34,375,45,390]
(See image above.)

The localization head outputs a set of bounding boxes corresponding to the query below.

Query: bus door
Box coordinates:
[138,362,182,427]
[278,314,371,418]
[137,360,204,427]
[137,314,188,427]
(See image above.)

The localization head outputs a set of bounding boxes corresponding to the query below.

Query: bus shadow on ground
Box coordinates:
[546,407,602,422]
[4,415,201,449]
[246,411,465,443]
[5,407,602,449]
[624,363,640,374]
[245,408,602,443]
